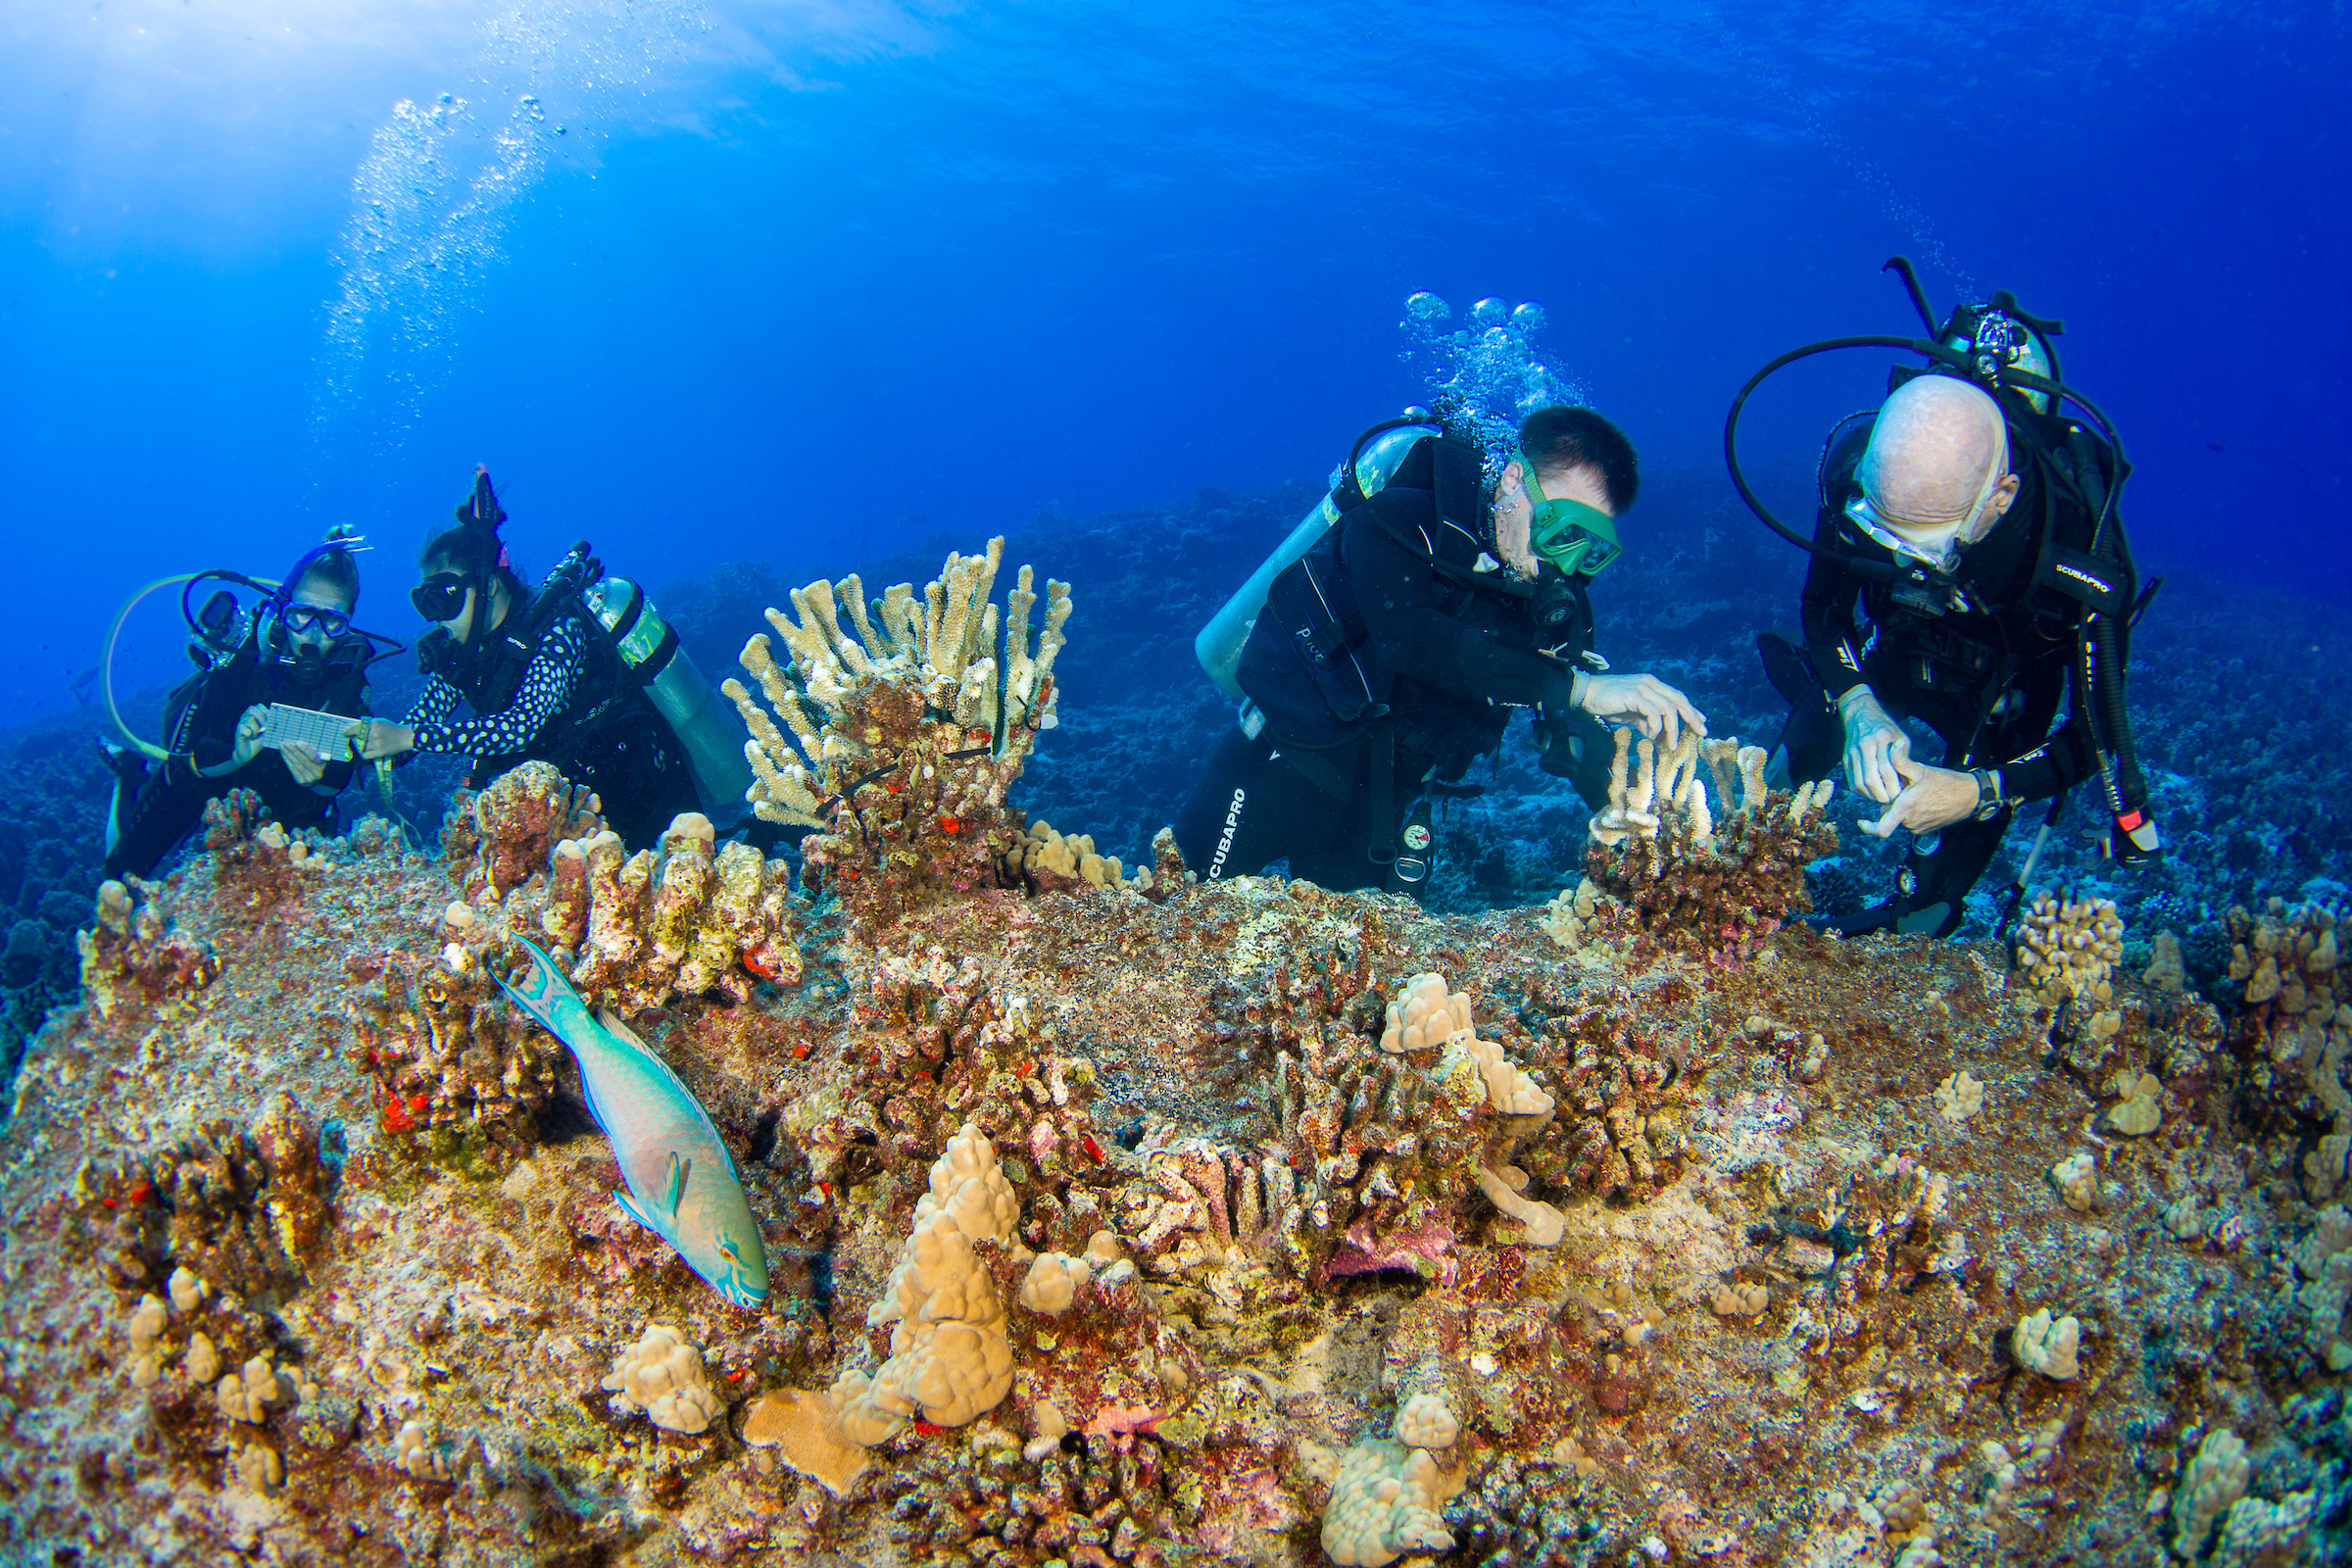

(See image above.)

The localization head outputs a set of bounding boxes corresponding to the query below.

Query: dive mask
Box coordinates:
[412,572,473,622]
[281,604,352,638]
[1516,450,1622,576]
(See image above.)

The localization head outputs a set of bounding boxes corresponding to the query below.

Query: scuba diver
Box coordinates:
[1173,405,1706,894]
[1729,258,2162,938]
[102,531,380,880]
[354,468,752,849]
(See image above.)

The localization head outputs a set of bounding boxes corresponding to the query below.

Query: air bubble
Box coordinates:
[1511,302,1548,334]
[1471,298,1508,326]
[1405,291,1451,323]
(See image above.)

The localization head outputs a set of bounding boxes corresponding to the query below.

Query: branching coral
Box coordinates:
[2219,900,2348,1199]
[722,540,1072,923]
[1256,971,1558,1279]
[1573,728,1838,959]
[438,765,806,1009]
[829,945,1102,1198]
[2015,892,2127,1072]
[89,1095,334,1299]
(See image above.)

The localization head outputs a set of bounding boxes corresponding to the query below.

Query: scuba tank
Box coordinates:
[1194,412,1440,702]
[582,575,756,819]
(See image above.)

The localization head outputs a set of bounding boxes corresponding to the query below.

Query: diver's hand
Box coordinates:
[227,706,270,771]
[1863,759,1980,838]
[1576,673,1707,751]
[1838,687,1911,803]
[355,719,416,760]
[282,742,327,787]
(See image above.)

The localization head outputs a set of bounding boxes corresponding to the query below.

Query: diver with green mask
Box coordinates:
[1173,405,1706,895]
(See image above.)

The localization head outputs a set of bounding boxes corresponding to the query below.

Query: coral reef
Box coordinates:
[2,516,2350,1566]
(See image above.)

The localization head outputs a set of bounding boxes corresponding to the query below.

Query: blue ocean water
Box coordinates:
[4,0,2343,730]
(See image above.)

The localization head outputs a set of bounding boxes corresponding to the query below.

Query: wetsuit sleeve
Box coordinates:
[402,677,463,732]
[1798,506,1871,700]
[408,616,586,757]
[1345,492,1579,711]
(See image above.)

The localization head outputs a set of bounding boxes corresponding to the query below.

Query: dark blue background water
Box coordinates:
[4,1,2344,724]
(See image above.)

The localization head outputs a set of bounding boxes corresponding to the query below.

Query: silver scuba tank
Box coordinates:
[1193,416,1437,702]
[582,576,757,819]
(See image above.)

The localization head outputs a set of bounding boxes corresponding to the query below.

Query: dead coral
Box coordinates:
[722,539,1072,927]
[2220,900,2348,1200]
[346,943,560,1158]
[830,944,1103,1195]
[446,760,603,899]
[1578,728,1838,960]
[89,1094,334,1300]
[872,1429,1193,1568]
[75,878,220,1022]
[199,788,311,909]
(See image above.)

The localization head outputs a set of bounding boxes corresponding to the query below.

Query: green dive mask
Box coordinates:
[1516,449,1622,576]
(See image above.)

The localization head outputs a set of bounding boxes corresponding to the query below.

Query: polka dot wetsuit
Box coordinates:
[403,614,590,757]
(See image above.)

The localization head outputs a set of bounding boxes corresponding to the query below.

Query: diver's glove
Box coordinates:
[2103,808,2162,867]
[1573,672,1707,751]
[1838,686,1911,804]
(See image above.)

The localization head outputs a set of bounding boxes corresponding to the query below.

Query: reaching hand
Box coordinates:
[356,719,416,761]
[1838,687,1912,804]
[1863,759,1982,838]
[227,705,270,772]
[1577,673,1707,751]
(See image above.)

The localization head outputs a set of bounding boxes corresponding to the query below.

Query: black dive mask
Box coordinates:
[412,572,474,624]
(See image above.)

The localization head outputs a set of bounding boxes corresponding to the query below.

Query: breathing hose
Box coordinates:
[102,574,207,762]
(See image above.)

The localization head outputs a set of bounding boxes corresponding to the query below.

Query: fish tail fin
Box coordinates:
[495,933,580,1037]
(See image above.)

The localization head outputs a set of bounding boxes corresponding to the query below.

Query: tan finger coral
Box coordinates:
[1321,1437,1463,1567]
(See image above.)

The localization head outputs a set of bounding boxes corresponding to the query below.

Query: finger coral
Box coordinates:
[1575,727,1838,960]
[721,539,1071,926]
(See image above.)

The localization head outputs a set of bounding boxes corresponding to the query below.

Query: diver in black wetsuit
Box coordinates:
[103,542,372,879]
[1762,368,2158,938]
[1172,407,1705,894]
[354,469,701,849]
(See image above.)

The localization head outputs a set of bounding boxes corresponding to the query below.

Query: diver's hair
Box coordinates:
[1520,406,1641,514]
[420,515,526,602]
[293,547,362,610]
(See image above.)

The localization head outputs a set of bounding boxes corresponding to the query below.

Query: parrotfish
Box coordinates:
[496,935,768,1308]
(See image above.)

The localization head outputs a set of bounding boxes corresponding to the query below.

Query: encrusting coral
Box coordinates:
[831,1121,1020,1445]
[722,539,1073,922]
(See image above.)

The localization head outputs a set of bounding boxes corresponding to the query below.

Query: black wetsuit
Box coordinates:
[1774,401,2147,936]
[1174,436,1610,893]
[408,551,696,849]
[104,634,369,880]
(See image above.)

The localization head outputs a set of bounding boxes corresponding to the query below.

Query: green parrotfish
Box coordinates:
[496,935,768,1308]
